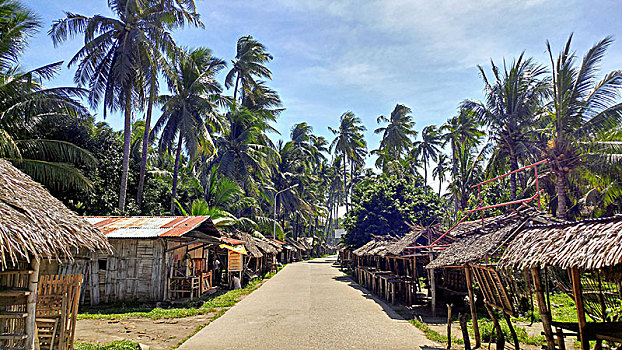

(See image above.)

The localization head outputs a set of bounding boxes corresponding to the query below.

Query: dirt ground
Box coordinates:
[75,312,222,350]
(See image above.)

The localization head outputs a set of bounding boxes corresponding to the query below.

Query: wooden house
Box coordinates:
[0,159,111,350]
[59,216,228,305]
[499,216,622,350]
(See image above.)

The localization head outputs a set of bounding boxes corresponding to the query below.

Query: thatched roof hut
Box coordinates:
[230,230,263,258]
[384,225,450,256]
[0,159,111,268]
[427,206,557,269]
[353,239,394,257]
[499,215,622,271]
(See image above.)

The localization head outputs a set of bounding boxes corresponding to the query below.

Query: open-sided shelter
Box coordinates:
[0,159,111,350]
[499,216,622,350]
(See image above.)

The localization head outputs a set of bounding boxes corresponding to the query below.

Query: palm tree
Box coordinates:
[413,125,442,192]
[462,54,549,200]
[329,111,367,212]
[374,104,417,167]
[433,153,449,196]
[136,0,204,211]
[0,0,95,191]
[153,47,225,214]
[441,109,484,177]
[50,0,180,211]
[541,35,622,219]
[225,36,273,105]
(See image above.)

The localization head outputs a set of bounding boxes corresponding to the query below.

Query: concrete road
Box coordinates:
[179,256,442,350]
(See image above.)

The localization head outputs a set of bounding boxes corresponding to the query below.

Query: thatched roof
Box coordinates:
[254,237,278,256]
[499,215,622,270]
[353,239,395,257]
[230,230,263,258]
[286,238,306,251]
[427,206,558,269]
[0,159,112,268]
[385,225,450,256]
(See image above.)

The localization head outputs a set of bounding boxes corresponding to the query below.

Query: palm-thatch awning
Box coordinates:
[427,206,558,269]
[499,215,622,271]
[230,230,263,258]
[384,224,451,256]
[353,239,395,257]
[0,159,112,268]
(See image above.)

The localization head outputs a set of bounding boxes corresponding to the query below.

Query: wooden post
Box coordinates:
[430,268,436,316]
[571,267,589,350]
[446,303,453,349]
[464,265,480,348]
[531,268,556,350]
[484,303,504,350]
[25,258,40,350]
[459,313,471,350]
[503,312,520,350]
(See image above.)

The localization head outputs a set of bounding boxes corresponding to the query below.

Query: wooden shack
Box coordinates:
[0,159,111,350]
[57,216,226,305]
[499,216,622,350]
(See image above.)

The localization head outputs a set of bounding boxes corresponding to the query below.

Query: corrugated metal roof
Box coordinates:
[82,216,214,239]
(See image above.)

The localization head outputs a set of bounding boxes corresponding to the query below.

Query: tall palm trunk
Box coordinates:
[555,172,567,219]
[233,73,240,104]
[509,148,518,201]
[438,178,442,197]
[137,77,156,211]
[170,134,183,214]
[119,91,132,211]
[343,156,348,213]
[423,160,428,194]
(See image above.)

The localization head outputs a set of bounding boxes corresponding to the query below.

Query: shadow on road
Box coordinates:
[331,275,406,321]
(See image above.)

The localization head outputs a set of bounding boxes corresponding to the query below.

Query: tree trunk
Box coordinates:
[438,177,442,197]
[233,73,240,105]
[343,156,348,213]
[423,161,428,193]
[509,148,518,201]
[170,134,183,214]
[119,92,132,211]
[137,77,157,211]
[556,172,567,219]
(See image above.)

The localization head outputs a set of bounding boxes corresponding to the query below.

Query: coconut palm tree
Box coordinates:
[0,0,95,191]
[153,47,226,214]
[329,111,367,212]
[413,125,442,192]
[374,104,417,167]
[136,0,204,211]
[433,153,449,196]
[441,109,485,176]
[225,36,273,105]
[49,0,180,211]
[541,35,622,219]
[462,54,549,200]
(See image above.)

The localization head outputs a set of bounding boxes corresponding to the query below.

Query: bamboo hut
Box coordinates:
[61,216,226,305]
[426,206,559,349]
[499,216,622,349]
[0,159,111,350]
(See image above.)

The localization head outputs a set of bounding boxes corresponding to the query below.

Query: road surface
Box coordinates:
[179,256,442,350]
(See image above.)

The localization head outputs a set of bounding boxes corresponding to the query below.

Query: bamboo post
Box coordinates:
[503,312,520,350]
[484,303,504,350]
[464,265,480,347]
[571,267,589,350]
[531,268,556,350]
[26,258,40,350]
[446,303,453,349]
[459,313,471,350]
[430,268,436,316]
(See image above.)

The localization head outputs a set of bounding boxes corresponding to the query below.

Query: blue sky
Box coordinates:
[23,0,622,174]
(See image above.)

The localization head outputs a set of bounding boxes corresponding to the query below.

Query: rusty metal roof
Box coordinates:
[82,216,216,239]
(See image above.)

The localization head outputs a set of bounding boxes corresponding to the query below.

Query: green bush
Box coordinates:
[75,341,139,350]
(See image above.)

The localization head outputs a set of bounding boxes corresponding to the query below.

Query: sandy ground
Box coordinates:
[75,313,218,350]
[179,256,442,350]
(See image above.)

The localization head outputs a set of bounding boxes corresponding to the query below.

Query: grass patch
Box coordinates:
[408,319,464,345]
[79,267,283,320]
[75,341,139,350]
[472,320,545,346]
